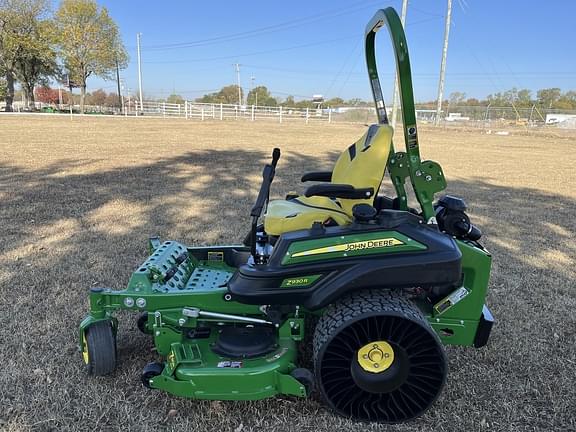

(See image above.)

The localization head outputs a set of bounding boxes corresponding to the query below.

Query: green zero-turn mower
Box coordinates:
[79,7,494,423]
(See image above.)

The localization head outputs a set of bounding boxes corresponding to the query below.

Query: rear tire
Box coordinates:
[83,321,117,376]
[313,290,447,423]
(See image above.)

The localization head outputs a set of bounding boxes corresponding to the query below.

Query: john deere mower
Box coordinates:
[79,8,493,423]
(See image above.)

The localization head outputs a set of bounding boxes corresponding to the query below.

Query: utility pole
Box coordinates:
[235,63,242,106]
[390,0,408,129]
[115,59,123,112]
[137,33,144,112]
[435,0,452,126]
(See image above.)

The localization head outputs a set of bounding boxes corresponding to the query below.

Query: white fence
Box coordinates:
[3,99,576,129]
[133,101,333,123]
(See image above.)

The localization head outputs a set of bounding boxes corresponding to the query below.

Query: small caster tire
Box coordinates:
[83,321,117,376]
[141,362,164,388]
[137,312,152,334]
[291,367,315,395]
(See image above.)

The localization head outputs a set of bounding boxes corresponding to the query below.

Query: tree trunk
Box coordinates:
[22,83,35,110]
[80,85,86,114]
[5,70,14,112]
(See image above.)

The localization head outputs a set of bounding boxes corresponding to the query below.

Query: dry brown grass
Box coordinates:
[0,115,575,432]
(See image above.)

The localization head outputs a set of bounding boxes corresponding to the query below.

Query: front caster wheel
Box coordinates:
[291,368,315,395]
[141,362,164,388]
[83,321,117,376]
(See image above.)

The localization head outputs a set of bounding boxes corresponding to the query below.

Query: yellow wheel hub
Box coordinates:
[82,332,89,364]
[357,341,394,373]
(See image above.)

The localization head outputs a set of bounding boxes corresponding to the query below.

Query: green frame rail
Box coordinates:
[365,8,446,222]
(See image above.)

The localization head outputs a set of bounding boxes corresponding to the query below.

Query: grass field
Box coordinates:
[1,115,575,432]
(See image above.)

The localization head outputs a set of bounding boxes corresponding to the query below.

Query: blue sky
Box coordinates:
[79,0,575,102]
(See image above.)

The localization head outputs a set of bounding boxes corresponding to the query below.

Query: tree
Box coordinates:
[166,93,184,104]
[556,90,576,110]
[283,95,295,106]
[34,85,59,103]
[0,0,58,110]
[516,89,532,107]
[537,88,561,109]
[104,91,117,107]
[88,88,106,106]
[448,91,466,106]
[54,0,127,113]
[197,85,243,104]
[0,62,6,100]
[324,97,345,107]
[1,0,55,110]
[247,85,276,106]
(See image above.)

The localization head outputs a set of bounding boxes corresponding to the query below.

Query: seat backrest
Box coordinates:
[331,124,393,215]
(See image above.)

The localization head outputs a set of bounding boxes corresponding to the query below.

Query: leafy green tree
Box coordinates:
[537,88,561,109]
[516,89,532,107]
[197,85,242,104]
[294,99,315,109]
[556,90,576,110]
[54,0,127,113]
[166,93,184,104]
[247,85,276,106]
[1,0,56,110]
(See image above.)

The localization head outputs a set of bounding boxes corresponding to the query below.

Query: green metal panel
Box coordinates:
[282,231,426,265]
[148,319,306,400]
[427,240,492,345]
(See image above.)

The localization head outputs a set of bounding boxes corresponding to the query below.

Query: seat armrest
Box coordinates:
[301,171,332,182]
[304,183,374,200]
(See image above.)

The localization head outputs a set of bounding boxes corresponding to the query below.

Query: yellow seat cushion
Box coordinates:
[264,196,352,236]
[264,124,393,236]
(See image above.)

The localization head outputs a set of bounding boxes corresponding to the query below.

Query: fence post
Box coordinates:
[201,108,204,121]
[185,101,188,119]
[163,102,166,117]
[212,104,215,119]
[235,105,238,120]
[251,104,255,121]
[306,107,309,124]
[328,107,332,123]
[484,103,491,128]
[279,106,283,124]
[220,103,223,120]
[529,104,535,124]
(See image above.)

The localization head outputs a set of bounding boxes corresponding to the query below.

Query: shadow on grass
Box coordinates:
[0,148,574,431]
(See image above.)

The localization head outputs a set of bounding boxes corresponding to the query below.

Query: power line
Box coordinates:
[142,0,382,51]
[143,35,359,64]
